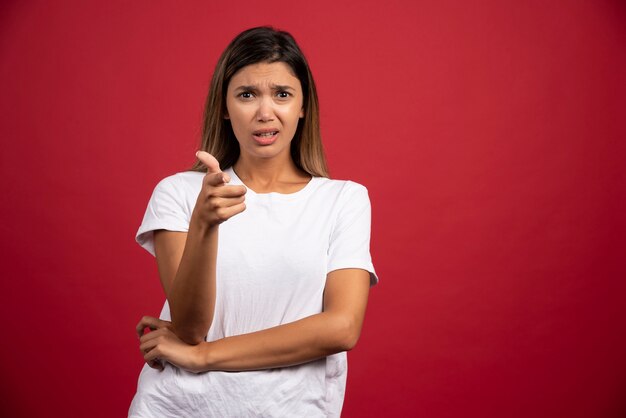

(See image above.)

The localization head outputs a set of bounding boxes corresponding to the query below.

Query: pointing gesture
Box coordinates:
[193,151,247,226]
[196,150,224,176]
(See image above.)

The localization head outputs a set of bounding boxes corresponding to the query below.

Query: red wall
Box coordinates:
[1,1,625,417]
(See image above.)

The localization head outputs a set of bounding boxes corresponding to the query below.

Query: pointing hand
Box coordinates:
[193,151,247,226]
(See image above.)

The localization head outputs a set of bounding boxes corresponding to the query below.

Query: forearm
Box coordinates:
[138,269,370,374]
[167,218,218,344]
[199,311,359,372]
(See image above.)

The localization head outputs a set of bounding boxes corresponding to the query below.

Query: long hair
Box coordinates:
[191,26,329,177]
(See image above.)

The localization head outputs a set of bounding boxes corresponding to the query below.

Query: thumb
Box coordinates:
[196,151,221,174]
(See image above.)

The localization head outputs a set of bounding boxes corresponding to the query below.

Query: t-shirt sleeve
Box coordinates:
[135,175,191,256]
[327,182,379,286]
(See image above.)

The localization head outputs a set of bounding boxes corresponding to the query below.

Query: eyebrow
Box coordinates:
[233,84,296,92]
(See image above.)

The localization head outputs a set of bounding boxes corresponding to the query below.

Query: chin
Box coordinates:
[240,142,292,161]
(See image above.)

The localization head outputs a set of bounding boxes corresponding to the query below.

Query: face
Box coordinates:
[225,61,304,162]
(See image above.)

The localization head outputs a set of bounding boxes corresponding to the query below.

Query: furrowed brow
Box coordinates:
[233,84,295,92]
[270,84,295,91]
[234,85,258,92]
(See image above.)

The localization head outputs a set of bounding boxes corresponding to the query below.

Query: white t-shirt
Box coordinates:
[129,167,378,418]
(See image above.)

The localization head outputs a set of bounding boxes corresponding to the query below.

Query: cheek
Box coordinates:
[281,104,304,124]
[227,107,251,130]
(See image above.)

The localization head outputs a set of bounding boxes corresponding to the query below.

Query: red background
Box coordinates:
[1,1,625,417]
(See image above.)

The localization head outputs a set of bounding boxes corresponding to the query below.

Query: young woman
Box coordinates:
[129,26,378,417]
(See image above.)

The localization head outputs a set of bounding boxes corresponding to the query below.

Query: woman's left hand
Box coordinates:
[136,316,206,373]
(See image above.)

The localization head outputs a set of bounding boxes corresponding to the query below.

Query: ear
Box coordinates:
[224,112,230,120]
[299,107,304,119]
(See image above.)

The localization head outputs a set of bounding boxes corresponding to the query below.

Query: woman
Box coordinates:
[130,26,378,417]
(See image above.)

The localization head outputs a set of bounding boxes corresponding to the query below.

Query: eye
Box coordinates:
[238,92,254,99]
[276,91,291,99]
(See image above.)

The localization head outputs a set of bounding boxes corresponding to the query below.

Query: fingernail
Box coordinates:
[195,151,200,157]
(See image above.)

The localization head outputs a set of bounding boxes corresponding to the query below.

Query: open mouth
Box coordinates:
[253,130,279,138]
[252,130,279,145]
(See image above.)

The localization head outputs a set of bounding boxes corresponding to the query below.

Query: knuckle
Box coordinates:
[212,173,224,184]
[204,187,215,198]
[215,208,228,220]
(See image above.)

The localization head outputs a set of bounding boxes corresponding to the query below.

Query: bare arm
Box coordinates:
[154,225,218,345]
[138,268,371,372]
[151,151,246,345]
[201,268,370,370]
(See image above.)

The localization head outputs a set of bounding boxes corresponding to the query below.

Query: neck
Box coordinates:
[232,153,311,192]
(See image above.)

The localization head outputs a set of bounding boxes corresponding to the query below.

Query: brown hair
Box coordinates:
[191,26,329,177]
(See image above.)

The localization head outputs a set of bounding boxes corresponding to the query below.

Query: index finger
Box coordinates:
[205,171,230,187]
[196,151,221,174]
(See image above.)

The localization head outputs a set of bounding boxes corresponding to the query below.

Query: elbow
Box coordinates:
[341,332,360,352]
[172,325,208,346]
[180,334,206,346]
[339,339,358,352]
[170,312,212,345]
[334,316,362,352]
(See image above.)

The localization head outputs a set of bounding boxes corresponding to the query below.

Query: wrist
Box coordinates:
[195,341,216,372]
[189,211,219,236]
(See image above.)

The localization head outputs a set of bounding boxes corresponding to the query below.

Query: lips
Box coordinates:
[252,129,279,145]
[253,129,279,137]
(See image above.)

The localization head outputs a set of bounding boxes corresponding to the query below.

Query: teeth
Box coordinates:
[256,131,277,137]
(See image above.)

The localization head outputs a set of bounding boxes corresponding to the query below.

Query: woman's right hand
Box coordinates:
[193,151,247,226]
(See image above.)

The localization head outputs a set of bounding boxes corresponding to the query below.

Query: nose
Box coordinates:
[256,96,274,122]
